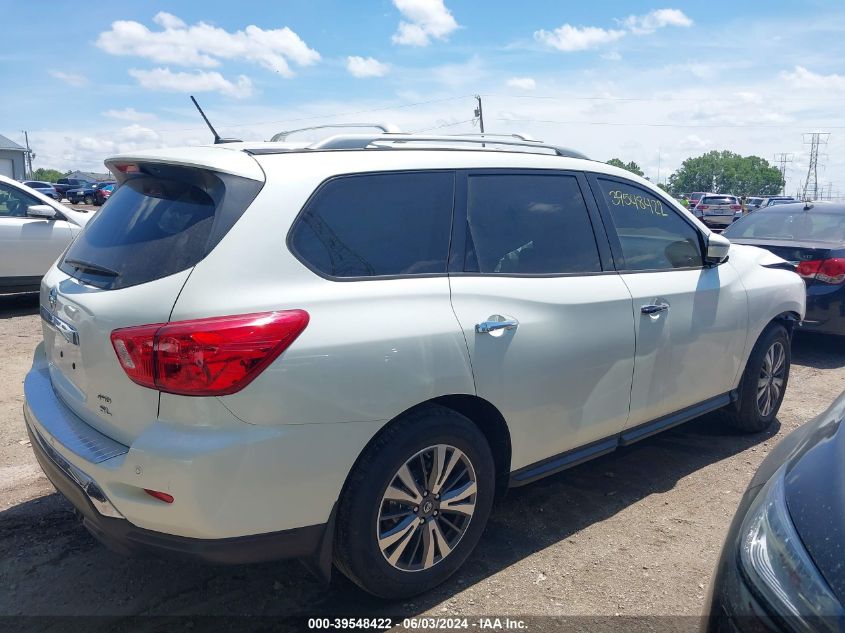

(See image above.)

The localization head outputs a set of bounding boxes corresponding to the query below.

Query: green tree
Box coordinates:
[607,158,645,177]
[31,168,65,183]
[668,151,783,195]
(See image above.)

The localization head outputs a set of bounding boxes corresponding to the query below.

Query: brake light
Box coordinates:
[111,310,309,396]
[796,258,845,284]
[730,204,741,210]
[697,204,709,210]
[113,163,139,173]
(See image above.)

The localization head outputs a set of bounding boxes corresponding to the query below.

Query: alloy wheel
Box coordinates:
[377,444,477,572]
[757,341,786,417]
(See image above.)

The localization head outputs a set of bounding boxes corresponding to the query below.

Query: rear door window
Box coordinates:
[596,178,703,271]
[59,168,261,290]
[289,171,455,278]
[463,173,602,274]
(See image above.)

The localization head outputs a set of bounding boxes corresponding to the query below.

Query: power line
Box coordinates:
[473,95,485,134]
[802,132,830,200]
[484,92,845,103]
[412,119,475,133]
[495,117,845,130]
[773,153,794,195]
[153,95,475,134]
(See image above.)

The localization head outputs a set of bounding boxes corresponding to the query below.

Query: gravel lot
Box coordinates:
[1,290,843,631]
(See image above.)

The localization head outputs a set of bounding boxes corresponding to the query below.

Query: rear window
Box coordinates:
[701,196,737,205]
[288,171,454,278]
[59,167,261,289]
[724,209,845,243]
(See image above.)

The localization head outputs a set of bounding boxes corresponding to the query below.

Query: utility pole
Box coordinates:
[773,152,793,195]
[473,95,485,134]
[802,132,830,200]
[22,130,34,179]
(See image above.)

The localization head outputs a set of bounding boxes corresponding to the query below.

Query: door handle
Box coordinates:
[475,316,519,334]
[641,303,670,315]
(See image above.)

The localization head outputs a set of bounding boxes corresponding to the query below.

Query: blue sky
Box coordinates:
[2,0,845,195]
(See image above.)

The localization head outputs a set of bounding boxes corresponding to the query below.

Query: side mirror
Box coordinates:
[27,205,58,219]
[705,232,731,265]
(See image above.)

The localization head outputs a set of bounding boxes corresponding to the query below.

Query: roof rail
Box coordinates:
[307,133,588,158]
[270,123,402,142]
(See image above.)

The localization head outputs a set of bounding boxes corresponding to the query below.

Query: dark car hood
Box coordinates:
[784,390,845,603]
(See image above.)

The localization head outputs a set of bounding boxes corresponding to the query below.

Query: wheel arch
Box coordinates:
[734,311,799,391]
[338,395,512,505]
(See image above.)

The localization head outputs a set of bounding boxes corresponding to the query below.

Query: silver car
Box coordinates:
[0,176,89,293]
[693,194,742,228]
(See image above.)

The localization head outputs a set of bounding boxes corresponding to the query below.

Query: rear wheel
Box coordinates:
[722,323,790,433]
[334,405,495,599]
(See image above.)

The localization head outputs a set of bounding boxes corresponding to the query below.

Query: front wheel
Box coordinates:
[722,323,790,433]
[84,194,94,205]
[334,405,495,599]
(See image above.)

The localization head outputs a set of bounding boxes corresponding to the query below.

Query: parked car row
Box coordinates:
[0,175,90,293]
[66,181,115,205]
[20,177,117,205]
[682,192,798,230]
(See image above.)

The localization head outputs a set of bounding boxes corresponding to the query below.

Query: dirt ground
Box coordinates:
[1,291,844,631]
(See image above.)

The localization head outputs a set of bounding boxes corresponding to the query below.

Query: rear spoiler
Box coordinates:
[104,147,265,184]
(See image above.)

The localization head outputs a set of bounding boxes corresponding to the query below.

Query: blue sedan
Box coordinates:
[723,202,845,336]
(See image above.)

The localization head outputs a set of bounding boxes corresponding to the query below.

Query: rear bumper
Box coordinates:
[801,284,845,336]
[22,343,380,562]
[25,416,325,564]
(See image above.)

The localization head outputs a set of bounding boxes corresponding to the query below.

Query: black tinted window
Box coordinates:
[60,174,225,289]
[598,179,702,270]
[290,172,454,278]
[464,174,601,274]
[724,209,845,243]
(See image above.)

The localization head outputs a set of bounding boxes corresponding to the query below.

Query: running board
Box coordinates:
[509,391,736,487]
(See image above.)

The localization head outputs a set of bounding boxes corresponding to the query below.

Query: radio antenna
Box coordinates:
[190,96,240,144]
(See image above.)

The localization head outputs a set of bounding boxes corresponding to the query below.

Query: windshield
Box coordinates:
[724,208,845,243]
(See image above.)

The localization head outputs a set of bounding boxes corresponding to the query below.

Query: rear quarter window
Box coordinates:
[288,171,455,278]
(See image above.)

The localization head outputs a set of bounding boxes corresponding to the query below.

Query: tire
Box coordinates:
[334,405,495,599]
[722,323,790,433]
[84,195,94,205]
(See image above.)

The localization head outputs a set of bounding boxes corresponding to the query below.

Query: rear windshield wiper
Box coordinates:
[63,258,120,277]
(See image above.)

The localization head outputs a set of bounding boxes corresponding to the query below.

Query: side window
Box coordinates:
[0,183,39,217]
[464,173,601,275]
[597,178,702,270]
[289,171,454,278]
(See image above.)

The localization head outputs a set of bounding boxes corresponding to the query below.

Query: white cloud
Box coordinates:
[780,65,845,91]
[506,77,536,91]
[534,25,625,52]
[601,50,622,61]
[622,8,693,35]
[102,108,155,122]
[346,56,390,78]
[96,12,320,77]
[392,0,459,46]
[128,68,254,98]
[50,70,87,87]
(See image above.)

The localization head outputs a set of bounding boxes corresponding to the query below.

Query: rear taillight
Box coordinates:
[796,258,845,285]
[111,310,309,396]
[730,204,741,210]
[697,204,709,210]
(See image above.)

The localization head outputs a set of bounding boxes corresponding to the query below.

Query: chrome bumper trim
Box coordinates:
[24,366,128,464]
[27,420,124,519]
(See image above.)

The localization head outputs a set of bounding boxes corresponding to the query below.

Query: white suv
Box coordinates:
[24,130,805,599]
